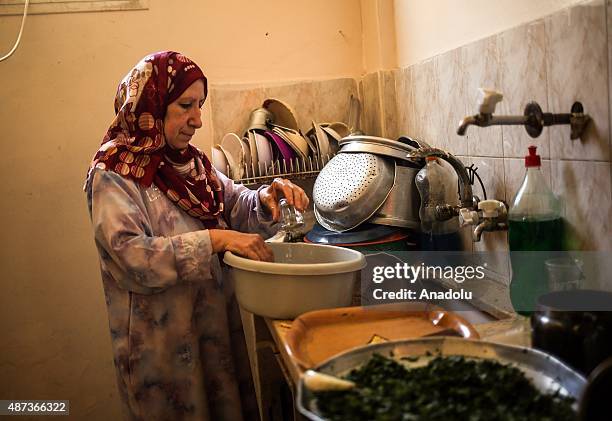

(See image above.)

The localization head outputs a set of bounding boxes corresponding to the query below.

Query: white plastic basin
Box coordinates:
[223,242,366,319]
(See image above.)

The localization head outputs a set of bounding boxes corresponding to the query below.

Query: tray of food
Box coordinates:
[285,302,479,368]
[297,337,586,421]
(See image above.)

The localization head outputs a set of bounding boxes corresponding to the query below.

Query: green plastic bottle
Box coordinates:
[509,146,563,315]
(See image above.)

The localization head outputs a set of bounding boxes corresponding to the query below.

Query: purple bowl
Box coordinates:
[264,130,297,162]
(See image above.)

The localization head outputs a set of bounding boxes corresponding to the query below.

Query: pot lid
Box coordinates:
[339,135,421,153]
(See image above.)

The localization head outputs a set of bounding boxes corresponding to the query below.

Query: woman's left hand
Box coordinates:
[259,178,309,222]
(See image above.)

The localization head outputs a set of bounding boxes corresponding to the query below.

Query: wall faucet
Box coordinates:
[459,200,508,242]
[457,89,590,139]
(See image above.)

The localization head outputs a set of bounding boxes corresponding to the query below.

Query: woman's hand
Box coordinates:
[259,178,309,222]
[209,229,274,261]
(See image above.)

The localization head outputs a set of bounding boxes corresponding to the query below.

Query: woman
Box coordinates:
[85,51,308,421]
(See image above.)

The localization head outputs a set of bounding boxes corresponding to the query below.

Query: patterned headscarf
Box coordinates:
[87,51,224,227]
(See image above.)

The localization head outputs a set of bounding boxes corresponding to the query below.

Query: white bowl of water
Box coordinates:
[224,242,366,319]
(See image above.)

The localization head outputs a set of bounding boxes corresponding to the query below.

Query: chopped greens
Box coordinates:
[314,354,576,421]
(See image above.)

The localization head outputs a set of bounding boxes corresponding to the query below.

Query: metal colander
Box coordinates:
[313,153,395,232]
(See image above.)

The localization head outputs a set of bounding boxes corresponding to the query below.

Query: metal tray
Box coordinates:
[285,303,479,369]
[298,337,586,421]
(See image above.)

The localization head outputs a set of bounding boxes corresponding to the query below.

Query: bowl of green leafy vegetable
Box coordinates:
[298,337,585,421]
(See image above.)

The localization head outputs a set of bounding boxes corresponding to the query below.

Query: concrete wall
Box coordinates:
[0,1,363,418]
[394,0,585,66]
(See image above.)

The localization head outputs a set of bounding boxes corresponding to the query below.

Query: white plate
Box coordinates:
[211,145,229,176]
[326,122,349,138]
[272,127,309,160]
[313,122,330,158]
[321,126,342,155]
[221,133,246,180]
[253,131,273,171]
[240,137,252,167]
[263,98,300,131]
[219,144,240,180]
[246,130,259,175]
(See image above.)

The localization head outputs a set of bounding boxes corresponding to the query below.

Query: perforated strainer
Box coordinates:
[313,153,395,232]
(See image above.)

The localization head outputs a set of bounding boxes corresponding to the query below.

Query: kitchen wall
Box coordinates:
[0,1,363,418]
[2,0,610,418]
[362,0,612,284]
[361,0,398,72]
[395,0,586,67]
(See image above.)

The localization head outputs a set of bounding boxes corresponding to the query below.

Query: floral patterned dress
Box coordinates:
[87,167,275,421]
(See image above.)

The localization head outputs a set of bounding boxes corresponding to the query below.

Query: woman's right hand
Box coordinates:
[209,229,274,262]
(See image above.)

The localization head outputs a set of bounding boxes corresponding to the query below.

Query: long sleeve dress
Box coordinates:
[86,167,277,421]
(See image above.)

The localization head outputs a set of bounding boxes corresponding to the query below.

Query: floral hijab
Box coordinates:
[87,51,223,227]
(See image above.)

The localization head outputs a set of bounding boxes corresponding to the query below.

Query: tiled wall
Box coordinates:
[202,0,610,285]
[360,0,612,282]
[202,78,360,150]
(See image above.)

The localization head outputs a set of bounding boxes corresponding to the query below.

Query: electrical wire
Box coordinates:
[0,0,30,63]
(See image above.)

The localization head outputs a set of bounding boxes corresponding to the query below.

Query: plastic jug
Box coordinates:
[509,146,563,314]
[416,157,460,250]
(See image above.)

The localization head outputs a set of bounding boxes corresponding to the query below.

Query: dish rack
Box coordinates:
[231,154,334,187]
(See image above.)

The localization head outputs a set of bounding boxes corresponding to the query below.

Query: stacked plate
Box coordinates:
[212,97,349,180]
[211,133,249,180]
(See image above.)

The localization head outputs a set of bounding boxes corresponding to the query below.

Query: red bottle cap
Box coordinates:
[525,145,541,167]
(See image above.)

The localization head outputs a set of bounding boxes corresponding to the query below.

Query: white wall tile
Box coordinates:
[546,0,610,161]
[396,66,416,137]
[499,20,550,159]
[209,85,266,144]
[462,34,503,157]
[362,72,382,137]
[550,160,612,251]
[412,58,438,146]
[434,48,469,156]
[380,70,399,139]
[312,78,359,126]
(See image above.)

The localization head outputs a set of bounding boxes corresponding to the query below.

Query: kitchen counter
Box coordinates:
[249,311,531,420]
[265,314,530,385]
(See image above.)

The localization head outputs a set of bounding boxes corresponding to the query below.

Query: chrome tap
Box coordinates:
[457,89,590,140]
[459,200,508,242]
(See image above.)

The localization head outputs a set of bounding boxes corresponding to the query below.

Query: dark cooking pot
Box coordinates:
[531,290,612,376]
[579,356,612,421]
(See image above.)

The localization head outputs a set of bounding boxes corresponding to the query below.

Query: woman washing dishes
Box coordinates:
[85,51,308,420]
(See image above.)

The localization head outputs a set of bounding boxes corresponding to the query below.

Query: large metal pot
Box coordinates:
[313,153,395,232]
[298,337,586,420]
[338,136,423,231]
[337,135,428,162]
[368,163,421,230]
[313,136,424,232]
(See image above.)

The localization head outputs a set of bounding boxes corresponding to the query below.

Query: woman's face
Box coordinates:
[164,79,205,151]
